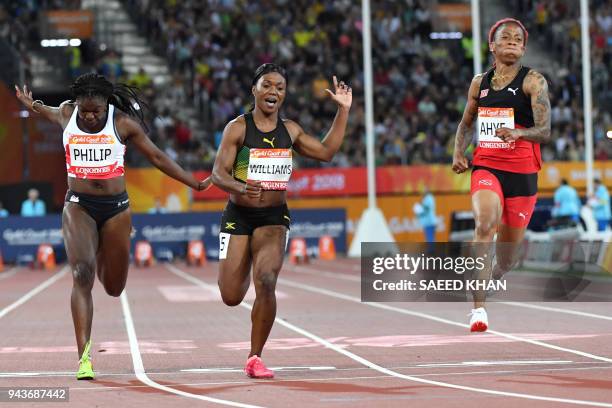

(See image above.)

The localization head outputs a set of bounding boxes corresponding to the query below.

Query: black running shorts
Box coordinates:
[220,201,290,235]
[65,190,130,229]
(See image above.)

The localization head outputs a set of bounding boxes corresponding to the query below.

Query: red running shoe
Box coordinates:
[244,355,274,379]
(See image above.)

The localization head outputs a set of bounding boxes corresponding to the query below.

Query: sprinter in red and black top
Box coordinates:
[452,18,551,332]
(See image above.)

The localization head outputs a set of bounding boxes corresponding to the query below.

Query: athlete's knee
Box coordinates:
[218,278,248,306]
[474,217,498,239]
[103,282,125,297]
[99,267,127,297]
[72,262,95,288]
[254,270,278,295]
[220,290,244,307]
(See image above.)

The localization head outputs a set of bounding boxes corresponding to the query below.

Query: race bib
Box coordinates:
[68,134,117,167]
[247,149,293,190]
[477,107,515,149]
[219,232,230,260]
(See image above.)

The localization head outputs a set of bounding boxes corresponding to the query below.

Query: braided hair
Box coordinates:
[70,72,149,132]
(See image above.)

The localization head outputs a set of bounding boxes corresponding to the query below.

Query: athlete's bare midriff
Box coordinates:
[67,177,126,196]
[230,190,286,208]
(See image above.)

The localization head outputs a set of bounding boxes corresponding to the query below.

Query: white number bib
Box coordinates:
[477,107,515,149]
[247,149,293,190]
[68,134,120,168]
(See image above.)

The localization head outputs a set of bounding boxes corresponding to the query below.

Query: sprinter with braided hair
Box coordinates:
[15,73,210,380]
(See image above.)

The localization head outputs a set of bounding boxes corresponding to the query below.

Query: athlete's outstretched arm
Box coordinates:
[211,118,262,198]
[118,115,208,190]
[452,74,482,174]
[14,85,72,127]
[290,76,352,162]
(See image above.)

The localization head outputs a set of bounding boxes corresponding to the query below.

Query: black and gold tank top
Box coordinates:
[233,112,294,190]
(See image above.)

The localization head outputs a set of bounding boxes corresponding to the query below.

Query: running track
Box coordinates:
[1,259,612,407]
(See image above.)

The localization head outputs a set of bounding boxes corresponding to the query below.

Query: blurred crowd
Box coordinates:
[512,0,611,162]
[122,0,612,167]
[124,0,473,168]
[1,0,610,170]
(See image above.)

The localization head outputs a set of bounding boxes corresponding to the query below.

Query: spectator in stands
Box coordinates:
[173,115,193,150]
[589,178,611,231]
[552,179,581,223]
[68,45,82,79]
[129,66,152,89]
[0,201,8,217]
[20,188,46,217]
[153,108,174,140]
[98,50,124,82]
[148,197,168,214]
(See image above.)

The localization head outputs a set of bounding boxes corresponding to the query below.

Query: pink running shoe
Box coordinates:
[244,355,274,379]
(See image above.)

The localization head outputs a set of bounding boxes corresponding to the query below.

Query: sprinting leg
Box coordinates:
[96,210,132,297]
[237,225,287,379]
[471,189,502,309]
[249,225,286,358]
[493,224,527,280]
[63,203,99,379]
[63,203,98,359]
[217,234,252,306]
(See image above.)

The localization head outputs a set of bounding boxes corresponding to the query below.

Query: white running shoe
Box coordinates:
[469,307,488,332]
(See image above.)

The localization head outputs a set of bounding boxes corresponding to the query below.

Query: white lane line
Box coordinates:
[501,302,612,322]
[181,366,336,373]
[166,265,612,407]
[294,264,612,321]
[0,267,19,281]
[3,363,612,381]
[120,292,262,408]
[0,266,68,319]
[416,360,573,368]
[278,277,612,364]
[46,366,612,392]
[294,267,360,282]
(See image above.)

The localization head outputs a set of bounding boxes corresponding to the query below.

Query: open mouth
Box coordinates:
[264,98,278,108]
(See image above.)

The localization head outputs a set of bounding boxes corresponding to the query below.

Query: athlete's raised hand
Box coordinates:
[325,76,352,110]
[14,84,35,110]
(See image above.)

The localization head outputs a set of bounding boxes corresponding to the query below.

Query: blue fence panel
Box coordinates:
[0,215,64,264]
[0,208,347,263]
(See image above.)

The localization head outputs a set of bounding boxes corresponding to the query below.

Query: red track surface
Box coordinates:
[1,259,612,407]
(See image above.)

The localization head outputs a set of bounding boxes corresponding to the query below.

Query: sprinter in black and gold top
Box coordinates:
[211,63,352,379]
